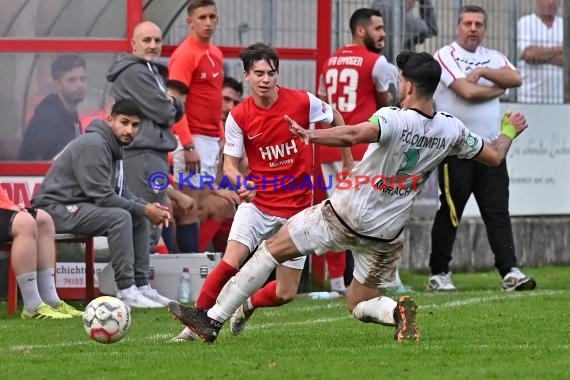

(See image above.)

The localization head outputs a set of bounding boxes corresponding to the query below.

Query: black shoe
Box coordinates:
[393,295,420,342]
[168,302,222,343]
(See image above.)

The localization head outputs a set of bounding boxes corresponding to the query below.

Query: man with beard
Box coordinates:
[33,99,172,309]
[20,54,87,161]
[315,8,398,295]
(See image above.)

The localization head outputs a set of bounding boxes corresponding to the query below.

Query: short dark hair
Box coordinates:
[187,0,216,15]
[223,77,244,96]
[349,8,382,36]
[396,51,441,98]
[111,99,144,119]
[51,54,86,80]
[166,80,189,95]
[239,42,279,73]
[458,5,487,25]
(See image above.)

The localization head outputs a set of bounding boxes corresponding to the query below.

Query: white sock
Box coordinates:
[352,296,397,326]
[37,268,62,307]
[246,298,254,311]
[208,241,279,322]
[330,276,346,292]
[16,272,43,312]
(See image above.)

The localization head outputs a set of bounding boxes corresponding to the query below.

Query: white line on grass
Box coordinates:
[252,289,566,330]
[2,290,566,352]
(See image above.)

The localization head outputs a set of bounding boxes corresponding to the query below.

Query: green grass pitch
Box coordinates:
[1,266,569,379]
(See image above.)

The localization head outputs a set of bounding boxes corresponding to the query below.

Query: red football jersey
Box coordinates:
[224,87,333,218]
[318,44,395,162]
[0,185,16,210]
[169,35,224,140]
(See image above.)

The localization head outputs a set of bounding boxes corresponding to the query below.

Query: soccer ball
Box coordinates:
[83,296,131,344]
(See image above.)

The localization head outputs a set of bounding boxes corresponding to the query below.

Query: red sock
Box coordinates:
[250,280,283,308]
[199,219,223,252]
[195,260,238,309]
[154,244,169,255]
[311,255,326,289]
[212,218,233,252]
[326,251,346,278]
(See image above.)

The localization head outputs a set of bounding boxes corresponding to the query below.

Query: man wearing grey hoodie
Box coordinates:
[33,99,172,309]
[106,21,184,253]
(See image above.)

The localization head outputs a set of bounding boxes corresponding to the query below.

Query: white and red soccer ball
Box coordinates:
[83,296,131,344]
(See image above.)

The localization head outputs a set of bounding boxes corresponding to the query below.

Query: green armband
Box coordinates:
[501,114,518,140]
[369,115,380,126]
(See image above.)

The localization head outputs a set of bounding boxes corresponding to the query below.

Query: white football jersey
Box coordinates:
[329,106,483,240]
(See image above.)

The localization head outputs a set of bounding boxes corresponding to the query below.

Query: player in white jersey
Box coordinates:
[167,51,529,343]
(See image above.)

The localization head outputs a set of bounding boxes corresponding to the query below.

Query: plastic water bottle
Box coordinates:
[308,291,340,300]
[178,267,191,303]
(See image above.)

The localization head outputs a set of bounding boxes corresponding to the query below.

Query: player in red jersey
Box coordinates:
[314,8,399,294]
[169,42,352,342]
[168,0,224,254]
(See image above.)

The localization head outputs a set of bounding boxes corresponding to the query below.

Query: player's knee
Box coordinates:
[275,286,297,304]
[35,209,55,236]
[11,212,38,239]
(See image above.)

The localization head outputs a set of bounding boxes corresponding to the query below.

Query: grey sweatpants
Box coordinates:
[124,150,168,254]
[43,203,149,290]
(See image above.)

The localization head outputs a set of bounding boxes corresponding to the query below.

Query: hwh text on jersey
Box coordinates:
[259,139,298,161]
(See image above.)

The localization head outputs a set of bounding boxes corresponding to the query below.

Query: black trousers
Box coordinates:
[429,156,517,278]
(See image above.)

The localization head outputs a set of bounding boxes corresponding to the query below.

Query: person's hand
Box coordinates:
[237,180,256,203]
[466,67,485,83]
[284,115,310,144]
[213,188,241,205]
[503,111,528,136]
[184,149,201,174]
[172,192,195,215]
[144,203,171,226]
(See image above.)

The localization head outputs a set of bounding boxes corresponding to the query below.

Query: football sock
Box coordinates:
[176,223,199,253]
[311,254,326,289]
[326,251,346,279]
[195,260,238,310]
[352,296,397,325]
[199,219,222,252]
[37,268,62,307]
[154,243,169,254]
[250,280,281,308]
[208,241,278,322]
[212,218,233,252]
[16,271,43,312]
[161,223,176,253]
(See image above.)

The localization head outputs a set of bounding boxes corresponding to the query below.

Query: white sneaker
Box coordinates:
[427,272,457,292]
[117,285,163,309]
[169,327,197,343]
[502,268,536,291]
[138,285,172,306]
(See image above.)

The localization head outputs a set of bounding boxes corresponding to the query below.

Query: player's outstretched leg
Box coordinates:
[168,301,222,343]
[393,295,420,342]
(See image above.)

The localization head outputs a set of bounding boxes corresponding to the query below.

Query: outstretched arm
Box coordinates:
[331,108,354,172]
[475,112,528,166]
[286,115,379,147]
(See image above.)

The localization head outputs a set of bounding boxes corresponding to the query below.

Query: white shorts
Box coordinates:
[173,135,220,187]
[321,161,360,197]
[228,202,306,270]
[288,200,403,287]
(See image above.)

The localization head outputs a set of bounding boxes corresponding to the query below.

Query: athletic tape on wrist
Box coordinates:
[501,114,518,140]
